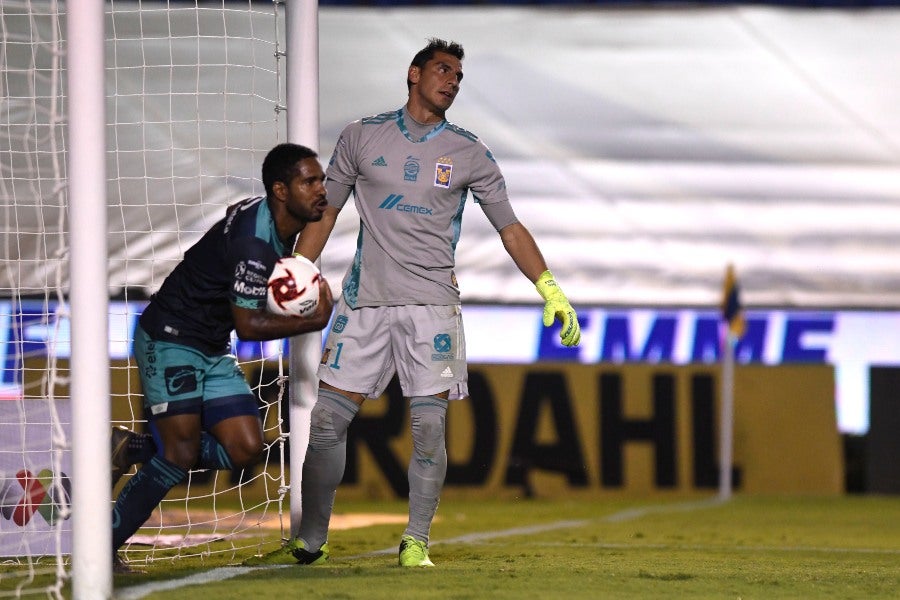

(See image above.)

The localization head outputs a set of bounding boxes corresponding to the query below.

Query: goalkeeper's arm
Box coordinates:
[498,223,581,347]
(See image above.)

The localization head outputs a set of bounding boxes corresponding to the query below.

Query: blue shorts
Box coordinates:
[133,325,259,429]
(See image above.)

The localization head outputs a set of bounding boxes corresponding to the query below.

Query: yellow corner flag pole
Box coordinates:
[719,264,744,500]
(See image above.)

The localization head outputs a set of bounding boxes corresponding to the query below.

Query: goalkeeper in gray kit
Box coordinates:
[249,37,580,568]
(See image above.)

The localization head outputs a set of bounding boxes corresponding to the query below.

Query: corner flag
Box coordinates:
[719,264,743,500]
[721,264,745,339]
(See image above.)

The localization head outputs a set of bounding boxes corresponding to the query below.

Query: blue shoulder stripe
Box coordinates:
[444,122,478,143]
[362,109,401,126]
[253,197,285,255]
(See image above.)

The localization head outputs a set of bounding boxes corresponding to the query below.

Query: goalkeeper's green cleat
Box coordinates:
[292,539,329,565]
[398,535,434,567]
[243,538,328,566]
[243,539,302,566]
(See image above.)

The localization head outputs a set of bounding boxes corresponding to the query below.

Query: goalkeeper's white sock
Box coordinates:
[404,395,448,544]
[298,388,358,550]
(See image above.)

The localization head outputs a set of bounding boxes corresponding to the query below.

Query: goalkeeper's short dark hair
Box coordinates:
[262,143,319,198]
[407,38,465,90]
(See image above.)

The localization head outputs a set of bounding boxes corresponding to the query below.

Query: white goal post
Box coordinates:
[1,1,320,597]
[285,0,321,544]
[67,0,112,597]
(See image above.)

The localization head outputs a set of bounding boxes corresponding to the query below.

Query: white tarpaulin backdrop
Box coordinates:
[316,6,900,309]
[5,4,900,309]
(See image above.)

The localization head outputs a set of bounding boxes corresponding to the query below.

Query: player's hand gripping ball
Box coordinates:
[267,255,320,317]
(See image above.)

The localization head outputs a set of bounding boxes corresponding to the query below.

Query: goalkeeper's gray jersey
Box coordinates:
[326,108,512,308]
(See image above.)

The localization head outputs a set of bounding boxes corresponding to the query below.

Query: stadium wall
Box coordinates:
[341,364,842,499]
[106,361,842,499]
[866,367,900,494]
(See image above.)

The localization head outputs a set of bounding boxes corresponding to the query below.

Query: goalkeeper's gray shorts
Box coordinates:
[317,296,468,401]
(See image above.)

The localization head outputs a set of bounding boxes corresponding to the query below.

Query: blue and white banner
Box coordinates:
[2,300,897,434]
[464,306,899,435]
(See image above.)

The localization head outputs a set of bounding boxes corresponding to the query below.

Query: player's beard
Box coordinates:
[290,200,325,223]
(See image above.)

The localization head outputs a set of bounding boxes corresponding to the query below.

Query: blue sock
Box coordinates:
[196,432,234,470]
[112,455,187,551]
[127,432,156,464]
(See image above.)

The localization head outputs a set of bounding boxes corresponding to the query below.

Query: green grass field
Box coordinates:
[103,495,900,600]
[4,495,899,599]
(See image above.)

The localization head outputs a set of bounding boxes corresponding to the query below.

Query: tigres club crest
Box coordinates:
[434,157,453,188]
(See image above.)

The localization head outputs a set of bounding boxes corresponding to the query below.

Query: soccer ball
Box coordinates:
[267,255,320,317]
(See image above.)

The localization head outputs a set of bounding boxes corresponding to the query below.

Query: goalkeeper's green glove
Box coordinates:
[535,270,581,347]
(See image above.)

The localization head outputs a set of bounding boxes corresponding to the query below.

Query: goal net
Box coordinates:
[1,0,299,595]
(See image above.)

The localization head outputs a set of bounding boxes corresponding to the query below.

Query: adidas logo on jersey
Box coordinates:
[441,367,453,378]
[371,156,387,167]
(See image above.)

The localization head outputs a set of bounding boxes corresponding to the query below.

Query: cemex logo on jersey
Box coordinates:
[378,194,433,216]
